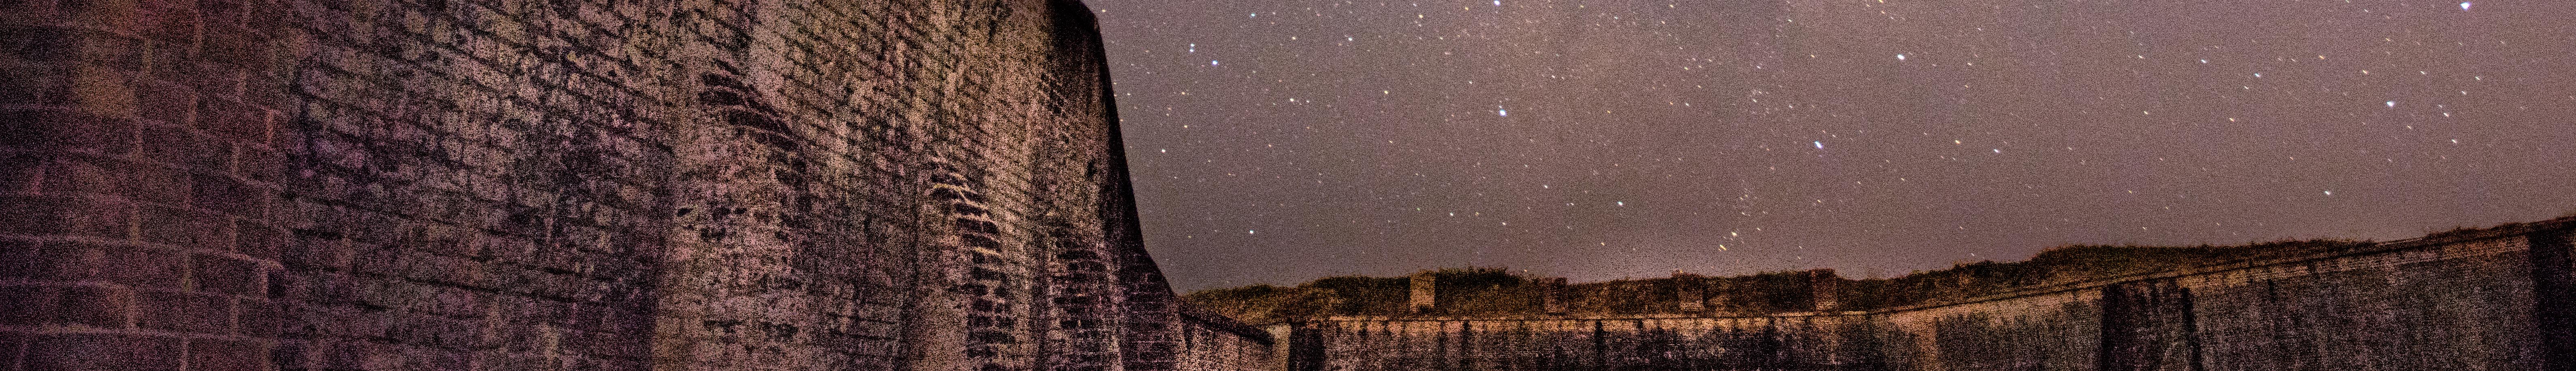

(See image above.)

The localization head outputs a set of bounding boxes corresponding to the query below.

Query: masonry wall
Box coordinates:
[1175,306,1276,371]
[0,1,1274,371]
[1294,315,1882,371]
[1287,219,2576,371]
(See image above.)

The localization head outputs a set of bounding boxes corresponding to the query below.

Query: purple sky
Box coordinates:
[1082,0,2576,290]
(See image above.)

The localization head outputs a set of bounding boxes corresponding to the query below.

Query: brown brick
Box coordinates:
[235,144,283,182]
[0,330,23,371]
[24,333,181,371]
[234,298,278,338]
[0,195,133,239]
[199,24,269,70]
[0,24,75,62]
[191,253,265,296]
[0,197,72,236]
[281,235,352,270]
[269,339,311,371]
[94,244,184,289]
[135,204,229,250]
[0,284,47,327]
[133,122,228,174]
[138,2,200,57]
[189,173,265,218]
[0,109,140,155]
[234,222,283,260]
[0,241,95,282]
[58,0,141,34]
[134,81,199,126]
[39,158,189,204]
[0,67,74,106]
[54,284,133,328]
[186,337,267,371]
[134,290,229,335]
[0,152,38,195]
[196,97,273,145]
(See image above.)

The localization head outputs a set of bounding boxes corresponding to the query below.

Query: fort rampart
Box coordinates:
[0,0,1272,371]
[1283,219,2576,371]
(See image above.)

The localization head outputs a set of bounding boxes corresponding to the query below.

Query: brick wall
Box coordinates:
[0,1,1278,371]
[1174,306,1275,371]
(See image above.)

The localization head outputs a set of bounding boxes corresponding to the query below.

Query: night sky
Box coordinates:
[1079,0,2576,291]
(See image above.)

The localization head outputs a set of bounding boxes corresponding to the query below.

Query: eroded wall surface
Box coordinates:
[0,1,1273,371]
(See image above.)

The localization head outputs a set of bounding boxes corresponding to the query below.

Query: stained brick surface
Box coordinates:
[2,1,1272,371]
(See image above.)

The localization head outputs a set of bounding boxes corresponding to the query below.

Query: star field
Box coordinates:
[1083,0,2576,290]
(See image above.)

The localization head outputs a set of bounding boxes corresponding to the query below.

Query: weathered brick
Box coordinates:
[192,253,266,296]
[0,196,72,237]
[270,339,312,371]
[0,285,47,327]
[134,290,229,334]
[133,122,229,174]
[0,68,74,107]
[134,80,199,126]
[0,109,139,156]
[24,333,181,371]
[198,24,269,70]
[38,158,189,203]
[0,330,23,371]
[135,204,229,250]
[0,152,38,195]
[54,284,133,328]
[196,97,274,145]
[236,298,280,337]
[94,244,184,289]
[0,28,75,62]
[188,173,265,219]
[187,337,267,371]
[234,144,284,182]
[0,239,93,282]
[57,0,141,33]
[235,222,284,260]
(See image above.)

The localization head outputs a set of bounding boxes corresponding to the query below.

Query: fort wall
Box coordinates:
[0,1,1273,371]
[1288,219,2576,371]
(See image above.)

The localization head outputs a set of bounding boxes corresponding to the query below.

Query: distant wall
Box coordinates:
[1876,221,2566,371]
[0,1,1275,371]
[1294,315,1881,371]
[1289,219,2576,371]
[1177,306,1277,371]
